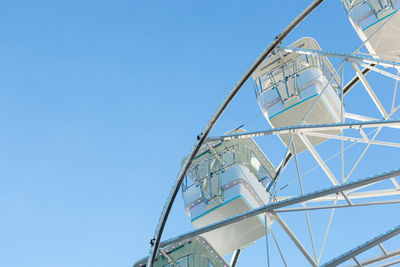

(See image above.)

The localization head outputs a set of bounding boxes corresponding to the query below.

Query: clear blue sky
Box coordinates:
[1,1,399,266]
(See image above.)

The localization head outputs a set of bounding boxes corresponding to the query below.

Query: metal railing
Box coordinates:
[342,0,398,27]
[254,52,340,103]
[182,145,274,196]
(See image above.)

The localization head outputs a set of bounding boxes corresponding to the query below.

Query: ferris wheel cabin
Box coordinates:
[342,0,400,60]
[252,37,342,153]
[133,235,229,267]
[181,130,276,256]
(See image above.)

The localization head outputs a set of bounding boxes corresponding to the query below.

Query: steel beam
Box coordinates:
[359,62,400,81]
[298,134,339,186]
[270,228,288,267]
[321,225,400,267]
[275,153,293,179]
[376,258,400,267]
[278,188,400,202]
[159,169,400,248]
[343,64,374,96]
[345,112,379,122]
[379,243,388,255]
[345,113,400,130]
[391,178,400,190]
[281,46,400,68]
[347,249,400,267]
[302,131,400,148]
[206,119,400,142]
[351,62,389,119]
[353,257,362,267]
[274,199,400,213]
[273,213,317,266]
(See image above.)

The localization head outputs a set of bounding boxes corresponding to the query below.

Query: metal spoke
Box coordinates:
[274,199,400,213]
[345,128,382,182]
[351,62,389,119]
[379,243,388,255]
[302,131,400,148]
[265,214,271,267]
[341,65,345,183]
[359,128,369,142]
[318,197,337,264]
[375,258,400,267]
[359,62,400,82]
[391,177,400,190]
[353,257,363,267]
[270,227,288,267]
[390,105,400,116]
[321,225,400,267]
[270,134,295,202]
[280,46,400,68]
[345,112,379,122]
[278,189,400,203]
[391,68,400,115]
[272,213,317,267]
[292,139,318,262]
[206,119,400,142]
[347,249,400,267]
[344,113,400,130]
[298,133,339,186]
[342,64,374,96]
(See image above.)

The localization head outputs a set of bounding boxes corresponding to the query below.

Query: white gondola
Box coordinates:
[342,0,400,60]
[252,37,342,153]
[181,130,276,256]
[134,235,229,267]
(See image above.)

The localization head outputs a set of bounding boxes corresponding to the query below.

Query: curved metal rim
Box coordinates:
[146,1,326,266]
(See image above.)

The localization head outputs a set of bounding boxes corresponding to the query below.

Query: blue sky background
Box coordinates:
[1,1,399,266]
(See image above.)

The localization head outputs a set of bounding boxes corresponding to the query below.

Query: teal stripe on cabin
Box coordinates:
[362,9,398,31]
[269,93,339,123]
[191,194,265,225]
[269,93,318,120]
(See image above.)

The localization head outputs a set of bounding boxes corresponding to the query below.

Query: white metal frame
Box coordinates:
[144,1,400,266]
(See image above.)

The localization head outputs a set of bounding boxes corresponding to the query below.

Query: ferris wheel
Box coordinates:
[136,0,400,266]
